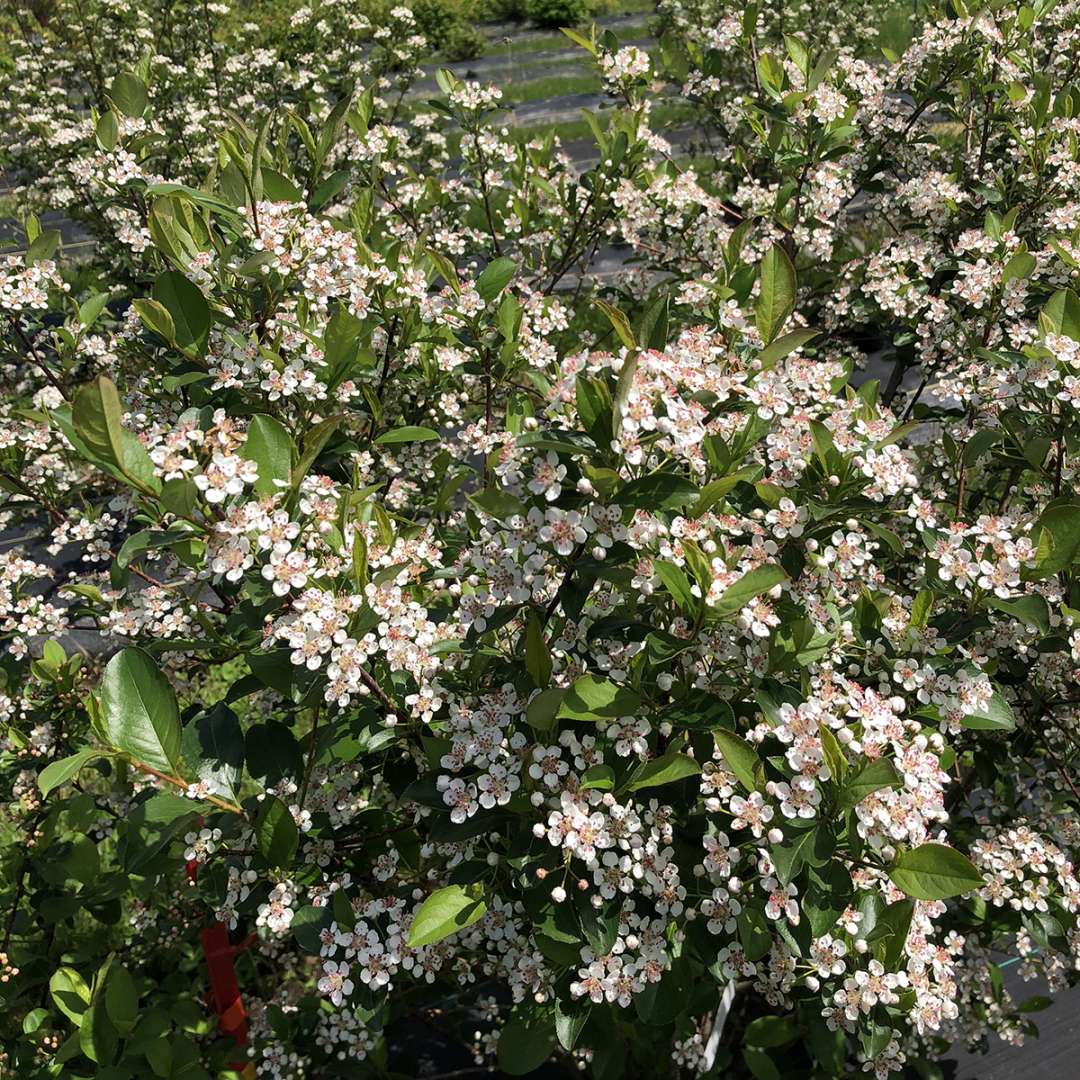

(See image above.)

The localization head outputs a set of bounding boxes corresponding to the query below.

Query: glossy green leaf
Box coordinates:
[152,270,211,355]
[255,795,299,866]
[524,610,552,689]
[374,425,440,445]
[50,967,91,1024]
[497,1017,557,1076]
[837,757,902,809]
[755,244,796,345]
[99,648,183,774]
[38,749,105,796]
[711,564,787,618]
[407,884,487,947]
[244,414,294,495]
[889,843,984,900]
[713,728,760,791]
[108,72,148,117]
[629,750,701,790]
[558,675,641,720]
[476,256,517,302]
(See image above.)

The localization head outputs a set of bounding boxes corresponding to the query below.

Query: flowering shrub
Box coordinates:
[3,1,1080,1078]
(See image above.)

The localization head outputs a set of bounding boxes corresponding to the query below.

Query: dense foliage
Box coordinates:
[2,0,1080,1077]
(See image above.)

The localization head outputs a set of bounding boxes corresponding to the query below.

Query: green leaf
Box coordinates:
[50,967,91,1023]
[638,293,670,352]
[960,680,1016,731]
[244,414,294,495]
[25,227,61,265]
[889,843,984,900]
[738,906,773,961]
[71,375,160,493]
[38,749,105,796]
[100,648,183,774]
[580,764,615,790]
[524,611,552,689]
[407,884,487,947]
[374,425,440,445]
[629,751,701,790]
[713,728,759,791]
[79,997,118,1065]
[618,472,698,510]
[745,1014,798,1048]
[116,528,191,569]
[554,999,589,1052]
[870,899,914,969]
[526,688,564,732]
[1032,503,1080,577]
[836,757,902,809]
[758,328,819,370]
[655,560,696,613]
[594,298,636,350]
[180,705,244,802]
[558,675,641,720]
[1040,288,1080,341]
[323,305,363,372]
[755,244,797,345]
[476,256,517,302]
[292,905,332,954]
[108,72,148,117]
[986,594,1050,634]
[497,1017,557,1076]
[711,564,787,618]
[152,271,211,355]
[743,1047,782,1080]
[770,826,818,885]
[466,488,527,521]
[121,792,199,871]
[104,965,139,1035]
[293,416,342,490]
[910,588,934,629]
[691,467,761,517]
[255,795,299,866]
[132,299,176,344]
[1002,250,1036,284]
[78,291,110,329]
